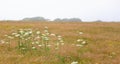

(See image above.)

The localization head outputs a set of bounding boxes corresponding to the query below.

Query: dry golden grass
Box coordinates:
[0,21,120,64]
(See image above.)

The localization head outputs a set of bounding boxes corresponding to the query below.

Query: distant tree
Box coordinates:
[68,18,82,22]
[54,18,62,22]
[22,17,49,21]
[95,20,102,22]
[62,18,69,21]
[54,18,82,22]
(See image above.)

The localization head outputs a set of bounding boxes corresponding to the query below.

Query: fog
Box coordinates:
[0,0,120,21]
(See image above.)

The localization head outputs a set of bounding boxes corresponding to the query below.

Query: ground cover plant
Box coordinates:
[0,21,120,64]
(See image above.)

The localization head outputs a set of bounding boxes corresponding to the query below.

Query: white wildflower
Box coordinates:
[6,42,9,44]
[45,32,50,35]
[45,26,48,29]
[111,52,116,55]
[32,42,35,44]
[77,39,83,42]
[8,36,14,39]
[42,34,46,37]
[25,39,28,40]
[24,32,29,36]
[71,61,78,64]
[57,35,62,38]
[4,35,8,37]
[72,44,75,46]
[15,34,20,37]
[21,48,26,50]
[44,37,49,41]
[36,36,40,39]
[19,30,24,34]
[50,33,56,36]
[79,32,83,35]
[36,31,40,34]
[56,42,59,46]
[35,41,39,44]
[12,33,17,35]
[20,43,22,46]
[29,31,32,34]
[61,43,64,45]
[47,44,51,47]
[32,47,36,49]
[81,41,86,45]
[76,44,83,47]
[77,39,81,42]
[60,40,64,43]
[38,45,42,47]
[20,36,24,39]
[0,40,5,44]
[58,38,62,40]
[44,30,48,33]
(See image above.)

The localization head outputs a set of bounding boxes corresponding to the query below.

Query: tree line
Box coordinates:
[22,17,82,22]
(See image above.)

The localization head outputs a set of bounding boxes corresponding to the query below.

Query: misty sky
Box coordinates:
[0,0,120,21]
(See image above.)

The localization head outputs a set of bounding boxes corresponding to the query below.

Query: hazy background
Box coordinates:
[0,0,120,21]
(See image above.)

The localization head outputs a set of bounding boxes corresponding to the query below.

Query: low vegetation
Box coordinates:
[0,21,120,64]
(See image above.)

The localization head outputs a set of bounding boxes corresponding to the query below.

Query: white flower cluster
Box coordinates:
[75,31,87,47]
[0,27,87,56]
[0,26,65,53]
[71,61,78,64]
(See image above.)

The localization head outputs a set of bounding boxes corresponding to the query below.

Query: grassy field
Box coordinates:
[0,21,120,64]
